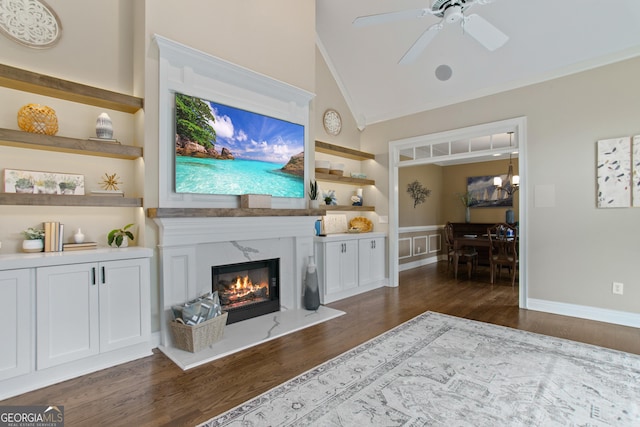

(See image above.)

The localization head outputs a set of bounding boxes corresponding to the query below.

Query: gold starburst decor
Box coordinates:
[100,173,122,191]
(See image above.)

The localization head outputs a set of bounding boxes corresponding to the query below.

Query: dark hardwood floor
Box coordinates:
[3,262,639,426]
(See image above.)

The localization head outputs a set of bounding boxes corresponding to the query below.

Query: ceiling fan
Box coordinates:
[353,0,509,65]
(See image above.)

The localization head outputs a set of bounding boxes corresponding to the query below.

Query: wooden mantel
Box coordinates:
[147,208,325,218]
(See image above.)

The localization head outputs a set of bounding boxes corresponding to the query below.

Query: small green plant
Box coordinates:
[308,180,319,200]
[107,223,134,247]
[22,227,45,240]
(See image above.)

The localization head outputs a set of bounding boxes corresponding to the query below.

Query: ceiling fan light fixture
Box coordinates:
[444,5,464,23]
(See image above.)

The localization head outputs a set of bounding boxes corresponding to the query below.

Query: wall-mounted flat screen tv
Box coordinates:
[174,92,305,198]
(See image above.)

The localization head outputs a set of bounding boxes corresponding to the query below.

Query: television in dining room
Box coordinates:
[174,92,305,198]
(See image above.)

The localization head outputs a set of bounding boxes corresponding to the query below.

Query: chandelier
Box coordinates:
[493,132,519,196]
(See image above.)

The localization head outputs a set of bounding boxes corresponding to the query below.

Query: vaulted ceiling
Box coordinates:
[316,0,640,129]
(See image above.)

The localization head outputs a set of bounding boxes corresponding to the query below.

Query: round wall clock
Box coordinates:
[0,0,62,48]
[323,109,342,136]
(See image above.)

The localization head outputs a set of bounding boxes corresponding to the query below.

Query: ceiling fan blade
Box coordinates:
[353,8,434,27]
[462,14,509,51]
[399,23,442,65]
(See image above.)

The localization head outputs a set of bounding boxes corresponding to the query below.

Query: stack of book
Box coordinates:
[62,242,98,251]
[43,222,64,252]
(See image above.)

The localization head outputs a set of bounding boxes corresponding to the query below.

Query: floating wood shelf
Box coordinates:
[315,141,375,161]
[148,208,326,218]
[0,193,143,207]
[0,128,142,159]
[321,205,375,212]
[0,64,143,113]
[315,172,374,186]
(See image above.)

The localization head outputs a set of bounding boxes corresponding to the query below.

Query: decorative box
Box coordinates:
[240,194,272,208]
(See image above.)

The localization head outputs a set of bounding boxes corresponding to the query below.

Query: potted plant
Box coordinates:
[308,180,320,209]
[22,227,45,252]
[108,223,135,248]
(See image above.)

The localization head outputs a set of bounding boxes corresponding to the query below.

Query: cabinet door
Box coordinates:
[0,269,31,381]
[340,240,358,290]
[359,237,386,286]
[323,241,358,295]
[324,242,345,295]
[99,258,150,352]
[36,263,99,369]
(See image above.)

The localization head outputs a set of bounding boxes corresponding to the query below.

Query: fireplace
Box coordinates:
[212,258,280,324]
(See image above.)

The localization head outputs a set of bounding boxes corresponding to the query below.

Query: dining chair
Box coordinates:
[444,222,478,279]
[487,223,518,286]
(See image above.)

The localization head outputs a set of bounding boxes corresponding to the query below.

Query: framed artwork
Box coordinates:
[3,169,85,195]
[596,137,631,208]
[467,175,513,208]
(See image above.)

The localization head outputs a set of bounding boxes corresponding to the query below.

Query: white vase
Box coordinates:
[22,239,44,253]
[74,228,85,243]
[309,199,320,209]
[96,112,113,139]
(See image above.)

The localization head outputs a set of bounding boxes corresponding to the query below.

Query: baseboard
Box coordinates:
[527,298,640,328]
[399,256,440,272]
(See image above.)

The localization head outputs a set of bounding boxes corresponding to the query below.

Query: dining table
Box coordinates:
[453,233,518,267]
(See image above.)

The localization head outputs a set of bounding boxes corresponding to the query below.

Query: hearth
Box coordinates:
[212,258,280,324]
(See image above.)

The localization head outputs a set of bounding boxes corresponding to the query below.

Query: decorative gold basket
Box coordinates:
[349,216,373,232]
[17,104,59,135]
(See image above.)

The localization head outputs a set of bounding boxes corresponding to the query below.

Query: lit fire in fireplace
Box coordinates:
[219,275,269,308]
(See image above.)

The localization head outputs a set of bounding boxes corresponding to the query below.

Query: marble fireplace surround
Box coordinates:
[153,213,344,369]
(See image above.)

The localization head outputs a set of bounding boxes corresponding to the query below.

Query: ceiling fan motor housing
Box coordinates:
[432,0,473,18]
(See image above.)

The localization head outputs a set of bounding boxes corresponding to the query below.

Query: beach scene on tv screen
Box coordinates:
[175,92,305,198]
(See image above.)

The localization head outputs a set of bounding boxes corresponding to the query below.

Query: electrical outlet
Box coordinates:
[612,282,624,295]
[378,215,388,224]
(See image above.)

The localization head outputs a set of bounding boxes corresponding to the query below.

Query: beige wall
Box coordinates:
[398,164,442,226]
[362,57,640,315]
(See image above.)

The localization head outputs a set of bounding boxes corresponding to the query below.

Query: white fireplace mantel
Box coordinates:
[153,215,319,352]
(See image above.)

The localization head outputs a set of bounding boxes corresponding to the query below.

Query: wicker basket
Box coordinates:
[17,104,59,135]
[170,312,228,353]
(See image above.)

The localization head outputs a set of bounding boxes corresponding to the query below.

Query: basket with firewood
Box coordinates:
[170,292,227,352]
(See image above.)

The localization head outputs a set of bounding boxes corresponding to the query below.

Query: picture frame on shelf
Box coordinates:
[3,169,85,195]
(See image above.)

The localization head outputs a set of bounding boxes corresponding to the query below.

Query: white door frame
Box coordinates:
[388,117,528,308]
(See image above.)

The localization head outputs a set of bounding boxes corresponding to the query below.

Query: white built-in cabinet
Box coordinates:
[36,258,150,370]
[322,239,359,297]
[0,248,152,400]
[358,236,386,287]
[315,232,387,304]
[0,269,31,382]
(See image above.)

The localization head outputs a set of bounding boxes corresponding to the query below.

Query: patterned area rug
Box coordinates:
[199,311,640,426]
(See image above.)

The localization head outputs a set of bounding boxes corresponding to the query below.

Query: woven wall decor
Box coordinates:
[17,103,58,135]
